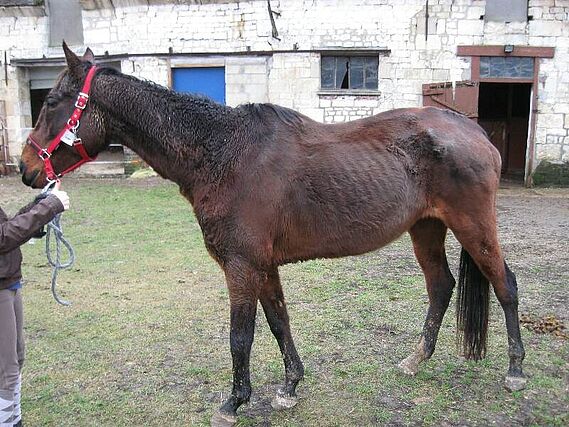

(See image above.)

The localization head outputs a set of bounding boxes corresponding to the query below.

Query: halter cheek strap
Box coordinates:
[27,66,98,181]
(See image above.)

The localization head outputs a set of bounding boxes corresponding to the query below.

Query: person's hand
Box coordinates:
[50,181,70,211]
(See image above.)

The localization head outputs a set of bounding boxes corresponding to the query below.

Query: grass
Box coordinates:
[2,177,567,426]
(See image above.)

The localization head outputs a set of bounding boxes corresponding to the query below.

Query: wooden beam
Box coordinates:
[457,45,554,58]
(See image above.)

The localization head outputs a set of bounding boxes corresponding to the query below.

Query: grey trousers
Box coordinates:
[0,289,24,426]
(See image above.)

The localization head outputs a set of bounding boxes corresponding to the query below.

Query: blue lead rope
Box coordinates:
[42,181,75,306]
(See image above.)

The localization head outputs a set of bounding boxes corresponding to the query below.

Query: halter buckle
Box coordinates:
[39,149,51,160]
[75,92,89,110]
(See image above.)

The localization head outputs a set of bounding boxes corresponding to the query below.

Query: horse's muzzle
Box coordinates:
[21,167,40,188]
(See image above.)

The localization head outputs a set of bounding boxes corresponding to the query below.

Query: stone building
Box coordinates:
[1,0,568,184]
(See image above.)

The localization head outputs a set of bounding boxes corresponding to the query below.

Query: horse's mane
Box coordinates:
[94,66,308,136]
[240,103,307,130]
[95,66,231,116]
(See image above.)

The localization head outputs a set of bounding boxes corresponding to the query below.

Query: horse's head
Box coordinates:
[20,42,108,188]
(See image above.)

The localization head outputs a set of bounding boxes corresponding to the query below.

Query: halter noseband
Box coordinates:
[27,66,98,182]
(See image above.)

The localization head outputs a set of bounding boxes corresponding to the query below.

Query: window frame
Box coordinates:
[318,49,387,95]
[479,56,534,80]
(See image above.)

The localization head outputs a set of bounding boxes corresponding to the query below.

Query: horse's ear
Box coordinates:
[82,47,95,64]
[62,41,84,81]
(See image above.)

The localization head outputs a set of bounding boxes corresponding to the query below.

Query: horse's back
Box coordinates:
[343,106,502,195]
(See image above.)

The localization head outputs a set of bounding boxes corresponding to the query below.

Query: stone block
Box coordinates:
[547,128,568,137]
[436,19,446,35]
[530,20,563,37]
[225,64,244,75]
[528,7,543,20]
[539,113,565,129]
[546,135,565,145]
[330,97,355,108]
[0,5,45,18]
[466,6,485,20]
[536,143,562,160]
[433,68,450,81]
[354,97,380,108]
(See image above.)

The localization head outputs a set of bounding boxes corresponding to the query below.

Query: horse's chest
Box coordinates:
[195,212,235,264]
[189,186,237,263]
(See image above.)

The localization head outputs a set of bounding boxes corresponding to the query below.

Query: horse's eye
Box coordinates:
[45,96,58,108]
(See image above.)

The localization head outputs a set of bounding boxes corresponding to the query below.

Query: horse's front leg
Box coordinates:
[260,268,304,410]
[211,259,262,427]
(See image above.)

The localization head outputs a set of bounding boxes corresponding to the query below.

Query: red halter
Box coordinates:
[27,66,98,182]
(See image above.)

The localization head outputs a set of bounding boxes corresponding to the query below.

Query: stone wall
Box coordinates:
[527,2,569,164]
[1,0,568,177]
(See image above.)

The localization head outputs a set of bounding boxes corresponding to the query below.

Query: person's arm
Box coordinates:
[0,187,69,254]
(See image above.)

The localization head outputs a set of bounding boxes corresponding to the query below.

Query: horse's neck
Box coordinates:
[93,72,242,187]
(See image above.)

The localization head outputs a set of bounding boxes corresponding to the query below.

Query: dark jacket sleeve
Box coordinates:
[0,195,64,254]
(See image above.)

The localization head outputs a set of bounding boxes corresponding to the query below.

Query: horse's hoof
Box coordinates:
[397,356,419,376]
[504,375,527,392]
[210,410,237,427]
[271,392,299,410]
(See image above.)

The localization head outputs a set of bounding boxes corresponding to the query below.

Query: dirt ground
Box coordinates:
[0,175,568,426]
[494,184,569,324]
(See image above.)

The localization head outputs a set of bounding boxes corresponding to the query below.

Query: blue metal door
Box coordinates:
[172,67,226,104]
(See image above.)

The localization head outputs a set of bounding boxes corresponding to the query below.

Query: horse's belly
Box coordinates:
[274,202,420,264]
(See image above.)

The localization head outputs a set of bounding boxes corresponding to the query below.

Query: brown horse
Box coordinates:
[20,44,526,426]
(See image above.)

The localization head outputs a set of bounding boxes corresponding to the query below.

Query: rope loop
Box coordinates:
[45,214,75,306]
[42,181,75,306]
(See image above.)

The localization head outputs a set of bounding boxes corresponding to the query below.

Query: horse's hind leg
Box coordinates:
[445,207,526,391]
[501,262,526,390]
[399,218,456,375]
[259,268,304,410]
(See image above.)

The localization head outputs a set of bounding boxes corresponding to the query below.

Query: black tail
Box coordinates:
[456,248,490,360]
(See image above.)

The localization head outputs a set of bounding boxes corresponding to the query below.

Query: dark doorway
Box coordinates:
[478,83,531,180]
[30,89,50,126]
